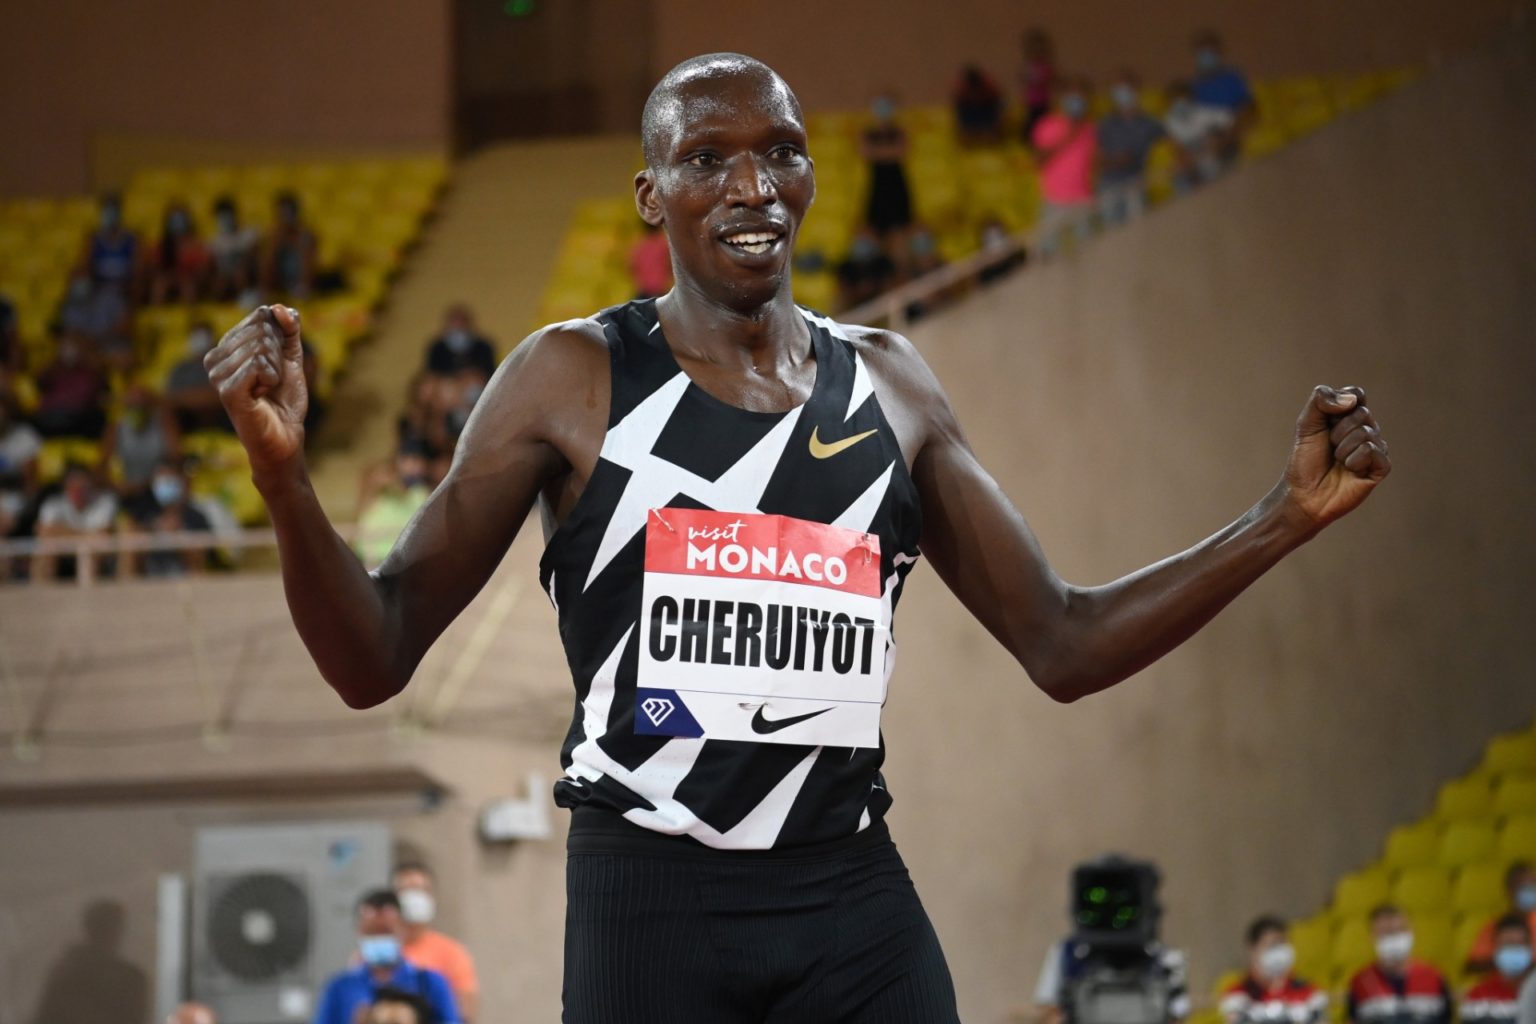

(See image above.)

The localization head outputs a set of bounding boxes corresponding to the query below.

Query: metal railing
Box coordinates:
[840,233,1028,332]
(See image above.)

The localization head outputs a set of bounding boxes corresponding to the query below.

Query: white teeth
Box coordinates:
[724,231,778,245]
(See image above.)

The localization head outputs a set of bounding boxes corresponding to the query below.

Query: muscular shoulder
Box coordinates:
[836,321,957,461]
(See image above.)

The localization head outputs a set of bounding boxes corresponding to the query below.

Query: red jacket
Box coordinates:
[1220,975,1327,1024]
[1345,960,1451,1024]
[1462,974,1524,1022]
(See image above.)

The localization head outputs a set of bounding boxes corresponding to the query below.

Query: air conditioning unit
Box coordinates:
[192,822,390,1024]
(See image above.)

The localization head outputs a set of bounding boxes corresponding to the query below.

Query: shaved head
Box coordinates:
[641,53,803,169]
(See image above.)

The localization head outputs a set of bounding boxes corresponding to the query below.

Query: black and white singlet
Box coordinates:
[539,299,923,850]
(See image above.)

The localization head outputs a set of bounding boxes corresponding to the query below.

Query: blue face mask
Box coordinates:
[358,935,401,968]
[1495,944,1532,978]
[1062,94,1087,119]
[871,97,896,121]
[1112,85,1138,111]
[1196,48,1221,73]
[152,477,184,507]
[1517,884,1536,912]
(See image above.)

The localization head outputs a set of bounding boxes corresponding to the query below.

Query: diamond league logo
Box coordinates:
[640,697,675,727]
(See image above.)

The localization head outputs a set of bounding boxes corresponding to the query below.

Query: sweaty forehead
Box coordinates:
[649,67,802,158]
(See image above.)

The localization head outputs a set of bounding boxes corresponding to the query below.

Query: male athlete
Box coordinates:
[208,54,1390,1024]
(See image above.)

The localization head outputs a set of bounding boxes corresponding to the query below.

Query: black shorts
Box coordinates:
[562,808,961,1024]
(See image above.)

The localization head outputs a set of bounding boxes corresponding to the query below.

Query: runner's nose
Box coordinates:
[726,153,778,208]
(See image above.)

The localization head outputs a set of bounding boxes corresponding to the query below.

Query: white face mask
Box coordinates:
[398,888,435,925]
[1258,942,1296,980]
[1376,931,1413,965]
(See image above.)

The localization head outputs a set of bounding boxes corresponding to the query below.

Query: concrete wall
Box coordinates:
[0,0,451,197]
[2,26,1535,1024]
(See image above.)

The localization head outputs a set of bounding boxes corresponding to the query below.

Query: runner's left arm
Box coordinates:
[877,331,1390,703]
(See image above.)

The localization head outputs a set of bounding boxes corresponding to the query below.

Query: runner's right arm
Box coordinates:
[208,306,606,708]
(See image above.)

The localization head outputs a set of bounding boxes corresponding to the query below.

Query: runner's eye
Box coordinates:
[683,152,720,168]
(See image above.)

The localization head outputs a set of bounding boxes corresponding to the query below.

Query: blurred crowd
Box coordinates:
[0,192,335,581]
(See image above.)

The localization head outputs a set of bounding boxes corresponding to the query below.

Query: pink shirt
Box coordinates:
[1032,112,1098,204]
[629,232,672,298]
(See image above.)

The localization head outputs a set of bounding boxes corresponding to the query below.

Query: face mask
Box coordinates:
[69,278,92,301]
[358,935,401,967]
[1375,931,1413,965]
[1112,85,1138,111]
[1495,944,1532,978]
[982,226,1009,249]
[850,236,880,261]
[188,330,212,356]
[910,233,936,258]
[1258,942,1296,980]
[167,212,189,235]
[1196,48,1221,73]
[152,477,184,506]
[1169,98,1192,117]
[1062,94,1087,119]
[100,207,121,231]
[398,889,435,924]
[400,474,430,492]
[871,97,896,121]
[1517,884,1536,912]
[444,329,471,351]
[216,212,237,233]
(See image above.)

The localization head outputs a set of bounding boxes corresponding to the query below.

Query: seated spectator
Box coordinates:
[1097,72,1164,227]
[59,269,132,352]
[206,197,262,302]
[81,193,140,298]
[898,226,955,322]
[164,323,231,433]
[397,373,450,475]
[1190,30,1255,160]
[0,387,42,537]
[1220,916,1327,1024]
[100,382,181,504]
[1346,905,1452,1024]
[1467,862,1536,975]
[954,65,1004,145]
[836,227,896,309]
[145,203,209,305]
[862,94,913,240]
[167,1002,216,1024]
[353,441,434,567]
[395,863,480,1022]
[313,890,460,1024]
[364,990,434,1024]
[1031,78,1098,257]
[424,306,497,382]
[628,221,673,300]
[1020,27,1058,146]
[0,291,20,376]
[35,464,118,580]
[126,459,211,577]
[1163,80,1237,192]
[34,332,108,438]
[977,218,1026,285]
[262,192,317,299]
[1465,914,1533,1022]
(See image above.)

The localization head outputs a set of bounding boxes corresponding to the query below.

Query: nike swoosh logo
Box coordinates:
[808,426,877,459]
[750,705,834,734]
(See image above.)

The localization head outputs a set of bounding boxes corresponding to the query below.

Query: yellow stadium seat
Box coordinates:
[1392,867,1452,914]
[1334,868,1393,915]
[1292,915,1335,979]
[1436,777,1496,821]
[1484,733,1536,776]
[1452,862,1509,917]
[1412,912,1456,974]
[1452,914,1488,970]
[1498,816,1536,861]
[1495,775,1536,817]
[1439,821,1498,867]
[1385,822,1442,869]
[1331,916,1375,976]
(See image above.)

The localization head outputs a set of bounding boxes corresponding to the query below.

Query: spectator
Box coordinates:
[364,990,434,1024]
[1467,863,1536,975]
[1465,914,1534,1023]
[0,291,20,376]
[1220,916,1327,1024]
[35,464,118,581]
[59,269,132,351]
[898,226,956,321]
[100,382,181,504]
[165,322,231,433]
[1097,72,1164,227]
[954,65,1005,146]
[0,387,42,537]
[1190,30,1255,160]
[861,93,913,239]
[312,890,460,1024]
[167,1002,217,1024]
[836,226,896,309]
[397,373,450,475]
[1346,905,1453,1024]
[206,197,261,302]
[1163,80,1237,192]
[80,193,140,298]
[977,218,1026,285]
[1020,27,1058,145]
[1031,77,1098,257]
[353,441,434,567]
[628,220,673,299]
[34,331,108,438]
[127,459,211,578]
[263,192,317,299]
[394,863,480,1022]
[145,203,209,305]
[424,306,497,382]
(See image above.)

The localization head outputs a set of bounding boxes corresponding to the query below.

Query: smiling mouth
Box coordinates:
[721,230,784,256]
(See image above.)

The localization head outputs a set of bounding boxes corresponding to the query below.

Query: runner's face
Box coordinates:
[641,72,813,311]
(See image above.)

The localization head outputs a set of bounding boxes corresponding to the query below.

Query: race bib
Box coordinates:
[636,507,887,748]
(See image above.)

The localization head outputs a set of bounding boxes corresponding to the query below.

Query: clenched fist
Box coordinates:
[1281,384,1391,531]
[205,305,309,473]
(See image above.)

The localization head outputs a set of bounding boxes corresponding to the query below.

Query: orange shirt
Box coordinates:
[1465,909,1536,965]
[403,929,479,999]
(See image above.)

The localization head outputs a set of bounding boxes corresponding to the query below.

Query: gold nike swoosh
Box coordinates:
[808,425,878,459]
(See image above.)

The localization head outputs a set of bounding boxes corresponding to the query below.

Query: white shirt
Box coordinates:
[38,492,117,532]
[1164,102,1234,148]
[0,422,41,475]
